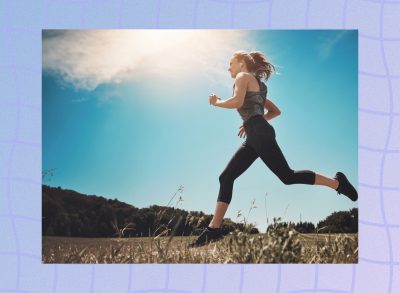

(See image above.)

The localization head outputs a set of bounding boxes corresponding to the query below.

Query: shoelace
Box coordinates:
[194,227,208,234]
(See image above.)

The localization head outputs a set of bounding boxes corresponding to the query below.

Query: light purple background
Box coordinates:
[0,0,399,292]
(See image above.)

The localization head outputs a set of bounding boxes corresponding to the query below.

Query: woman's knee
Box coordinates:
[279,169,296,185]
[218,172,226,184]
[217,194,231,204]
[219,170,234,184]
[278,169,315,185]
[218,172,234,203]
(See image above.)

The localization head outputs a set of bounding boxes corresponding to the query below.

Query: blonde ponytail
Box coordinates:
[233,50,276,81]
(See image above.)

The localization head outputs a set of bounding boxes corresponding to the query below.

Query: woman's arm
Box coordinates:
[210,73,247,109]
[213,96,242,109]
[263,98,281,121]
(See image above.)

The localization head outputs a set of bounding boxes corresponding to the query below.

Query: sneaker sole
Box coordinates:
[337,172,358,201]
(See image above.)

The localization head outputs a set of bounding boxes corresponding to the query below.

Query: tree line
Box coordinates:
[42,185,357,238]
[267,208,358,234]
[42,185,258,237]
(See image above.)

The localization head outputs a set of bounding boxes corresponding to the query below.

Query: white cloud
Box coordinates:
[318,30,350,61]
[43,30,253,95]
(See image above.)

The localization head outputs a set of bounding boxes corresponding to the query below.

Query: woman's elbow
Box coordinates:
[270,110,281,117]
[236,101,244,109]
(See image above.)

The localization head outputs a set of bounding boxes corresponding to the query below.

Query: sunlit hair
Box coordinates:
[232,50,276,81]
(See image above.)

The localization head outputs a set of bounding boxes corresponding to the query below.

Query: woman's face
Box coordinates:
[228,56,243,78]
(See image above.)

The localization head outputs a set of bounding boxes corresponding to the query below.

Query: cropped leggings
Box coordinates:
[217,115,316,204]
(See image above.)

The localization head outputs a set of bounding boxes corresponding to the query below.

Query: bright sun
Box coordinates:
[43,30,250,91]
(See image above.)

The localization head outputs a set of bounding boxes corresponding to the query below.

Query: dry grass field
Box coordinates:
[42,227,358,264]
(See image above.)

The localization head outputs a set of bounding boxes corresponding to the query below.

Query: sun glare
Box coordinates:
[43,30,250,93]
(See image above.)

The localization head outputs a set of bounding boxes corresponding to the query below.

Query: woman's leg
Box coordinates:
[209,201,229,229]
[256,132,347,194]
[256,136,316,185]
[315,173,339,190]
[210,142,259,228]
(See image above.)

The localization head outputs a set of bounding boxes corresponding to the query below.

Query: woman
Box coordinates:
[189,50,358,248]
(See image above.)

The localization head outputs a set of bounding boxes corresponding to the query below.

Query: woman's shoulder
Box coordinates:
[232,72,250,88]
[233,72,257,85]
[240,72,257,81]
[232,73,267,92]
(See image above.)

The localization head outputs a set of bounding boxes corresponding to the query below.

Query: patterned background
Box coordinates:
[0,0,399,292]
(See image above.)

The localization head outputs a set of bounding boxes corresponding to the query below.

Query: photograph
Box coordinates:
[42,29,358,264]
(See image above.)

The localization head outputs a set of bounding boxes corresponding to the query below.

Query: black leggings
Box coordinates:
[217,115,316,204]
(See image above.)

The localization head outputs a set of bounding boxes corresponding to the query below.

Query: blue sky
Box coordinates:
[43,30,357,231]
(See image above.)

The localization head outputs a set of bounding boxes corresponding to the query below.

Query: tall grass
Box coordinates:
[43,187,358,264]
[43,217,357,264]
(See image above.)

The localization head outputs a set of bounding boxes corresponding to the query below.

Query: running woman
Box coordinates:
[189,50,358,248]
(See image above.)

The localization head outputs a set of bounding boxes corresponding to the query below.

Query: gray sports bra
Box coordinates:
[234,78,268,122]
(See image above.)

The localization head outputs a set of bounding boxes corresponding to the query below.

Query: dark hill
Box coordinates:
[42,185,256,237]
[43,185,356,237]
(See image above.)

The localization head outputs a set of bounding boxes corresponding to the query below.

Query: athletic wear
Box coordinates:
[189,227,224,247]
[334,172,358,201]
[217,115,316,204]
[235,78,268,122]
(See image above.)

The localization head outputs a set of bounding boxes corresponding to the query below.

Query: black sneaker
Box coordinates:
[335,172,358,201]
[189,227,224,248]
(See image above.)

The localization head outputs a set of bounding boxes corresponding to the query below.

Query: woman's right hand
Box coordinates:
[238,125,246,138]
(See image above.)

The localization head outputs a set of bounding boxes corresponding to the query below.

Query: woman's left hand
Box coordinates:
[238,125,247,138]
[209,94,220,106]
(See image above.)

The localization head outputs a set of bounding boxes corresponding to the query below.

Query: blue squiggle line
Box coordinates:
[359,108,400,116]
[377,1,395,292]
[359,257,399,266]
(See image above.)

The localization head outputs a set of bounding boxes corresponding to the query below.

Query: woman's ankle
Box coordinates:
[332,178,339,190]
[208,224,220,230]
